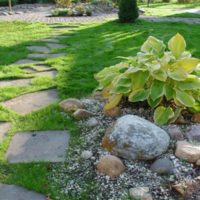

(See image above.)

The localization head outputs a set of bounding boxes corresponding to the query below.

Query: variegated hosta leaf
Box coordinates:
[154,106,174,125]
[141,36,166,57]
[164,84,174,100]
[148,97,162,108]
[111,77,132,94]
[176,75,200,90]
[173,58,199,74]
[131,71,149,90]
[168,67,187,81]
[104,94,122,110]
[151,68,167,81]
[150,80,165,101]
[129,89,150,102]
[168,33,186,59]
[175,89,195,107]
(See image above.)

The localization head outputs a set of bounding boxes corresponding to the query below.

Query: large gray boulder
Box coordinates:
[102,115,170,160]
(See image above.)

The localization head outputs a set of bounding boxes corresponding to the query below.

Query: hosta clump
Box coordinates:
[95,33,200,125]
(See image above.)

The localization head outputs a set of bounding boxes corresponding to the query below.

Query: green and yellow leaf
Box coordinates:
[154,106,174,125]
[168,33,186,59]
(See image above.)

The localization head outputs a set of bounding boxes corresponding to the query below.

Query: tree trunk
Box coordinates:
[147,0,150,7]
[8,0,12,12]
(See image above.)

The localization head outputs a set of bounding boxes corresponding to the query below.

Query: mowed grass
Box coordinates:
[0,20,200,199]
[139,2,200,18]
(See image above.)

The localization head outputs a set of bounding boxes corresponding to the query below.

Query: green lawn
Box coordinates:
[0,20,200,199]
[139,2,200,18]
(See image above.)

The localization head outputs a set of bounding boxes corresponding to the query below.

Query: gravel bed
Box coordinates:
[48,97,200,200]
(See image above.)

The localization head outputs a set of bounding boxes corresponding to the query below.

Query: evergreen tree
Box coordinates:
[118,0,139,23]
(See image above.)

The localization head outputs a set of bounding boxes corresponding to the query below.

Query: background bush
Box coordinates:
[118,0,139,23]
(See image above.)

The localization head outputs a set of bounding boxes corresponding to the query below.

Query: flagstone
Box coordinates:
[0,122,10,143]
[6,130,69,163]
[28,53,65,59]
[41,38,59,43]
[1,89,59,115]
[34,70,57,77]
[33,64,51,71]
[27,46,50,53]
[0,183,46,200]
[14,59,39,65]
[0,78,32,87]
[46,43,66,50]
[23,67,36,73]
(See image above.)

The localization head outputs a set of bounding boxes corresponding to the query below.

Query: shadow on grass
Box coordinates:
[52,19,200,100]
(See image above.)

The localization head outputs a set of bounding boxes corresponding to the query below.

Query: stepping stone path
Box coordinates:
[0,24,79,197]
[6,131,70,163]
[0,183,46,200]
[0,122,10,143]
[2,89,59,115]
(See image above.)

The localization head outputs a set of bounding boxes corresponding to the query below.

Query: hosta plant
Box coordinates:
[95,33,200,125]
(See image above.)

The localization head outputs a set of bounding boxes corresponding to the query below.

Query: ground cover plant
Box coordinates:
[0,20,200,199]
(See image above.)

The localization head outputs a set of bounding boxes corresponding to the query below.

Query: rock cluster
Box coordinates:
[52,97,200,199]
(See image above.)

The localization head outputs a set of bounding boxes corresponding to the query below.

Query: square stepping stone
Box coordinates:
[0,122,10,143]
[41,38,59,43]
[46,43,66,50]
[33,64,51,71]
[0,78,32,87]
[14,59,39,65]
[28,53,65,59]
[0,183,46,200]
[6,131,70,163]
[27,46,50,53]
[2,89,59,115]
[23,67,36,73]
[34,70,57,78]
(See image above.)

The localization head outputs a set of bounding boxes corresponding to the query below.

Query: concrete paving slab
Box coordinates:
[41,38,59,43]
[33,64,51,71]
[0,183,46,200]
[6,130,69,163]
[28,53,65,59]
[1,89,59,115]
[14,59,39,65]
[0,78,32,87]
[46,43,66,50]
[27,46,50,53]
[0,122,10,143]
[34,70,57,77]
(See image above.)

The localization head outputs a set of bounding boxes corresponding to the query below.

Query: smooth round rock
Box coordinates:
[59,98,84,113]
[73,109,94,120]
[96,155,125,178]
[86,117,99,127]
[102,115,170,160]
[150,158,174,175]
[81,150,93,159]
[129,187,153,200]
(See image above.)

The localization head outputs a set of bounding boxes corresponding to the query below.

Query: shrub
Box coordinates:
[75,4,85,16]
[95,33,200,125]
[51,4,92,16]
[118,0,139,23]
[55,0,71,8]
